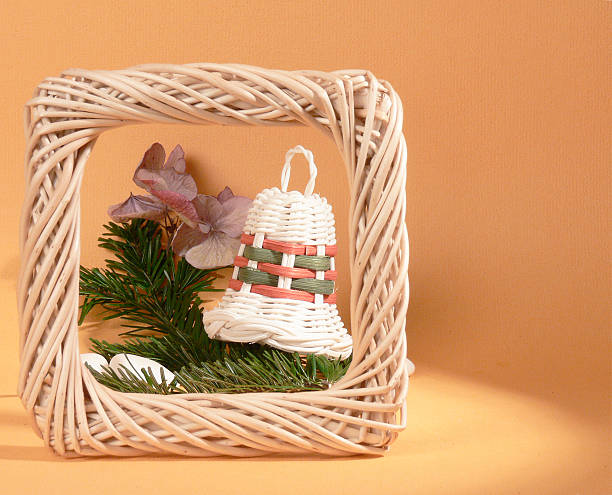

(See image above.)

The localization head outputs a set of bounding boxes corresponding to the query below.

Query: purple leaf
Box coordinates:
[157,169,197,200]
[133,143,165,188]
[150,189,199,227]
[216,186,234,203]
[172,223,208,256]
[192,195,224,227]
[107,194,166,223]
[165,144,186,173]
[184,232,241,269]
[215,195,252,237]
[134,167,197,200]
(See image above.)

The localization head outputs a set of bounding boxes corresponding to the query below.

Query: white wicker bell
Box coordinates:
[203,146,352,359]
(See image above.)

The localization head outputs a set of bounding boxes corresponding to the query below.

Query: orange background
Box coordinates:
[0,1,609,494]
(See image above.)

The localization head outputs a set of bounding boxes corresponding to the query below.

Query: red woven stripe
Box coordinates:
[234,256,337,280]
[240,233,338,256]
[228,278,337,304]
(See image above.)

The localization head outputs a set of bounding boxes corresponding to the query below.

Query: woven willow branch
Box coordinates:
[18,64,410,457]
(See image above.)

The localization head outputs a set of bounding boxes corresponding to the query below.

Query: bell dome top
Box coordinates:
[242,146,336,245]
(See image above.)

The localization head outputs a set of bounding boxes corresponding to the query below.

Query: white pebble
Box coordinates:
[80,353,109,373]
[109,353,175,384]
[406,358,415,376]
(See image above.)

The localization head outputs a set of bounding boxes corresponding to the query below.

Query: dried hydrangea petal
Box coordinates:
[133,142,165,188]
[216,194,252,237]
[172,223,208,256]
[150,189,199,227]
[184,232,241,269]
[165,144,186,173]
[107,194,166,223]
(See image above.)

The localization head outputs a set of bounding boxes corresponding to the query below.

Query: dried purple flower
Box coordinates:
[131,143,199,226]
[173,187,252,269]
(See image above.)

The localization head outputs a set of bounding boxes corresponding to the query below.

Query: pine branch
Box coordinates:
[90,336,351,392]
[79,219,220,336]
[87,350,351,395]
[87,364,177,395]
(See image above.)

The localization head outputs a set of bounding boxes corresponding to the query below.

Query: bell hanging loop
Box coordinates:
[280,145,317,196]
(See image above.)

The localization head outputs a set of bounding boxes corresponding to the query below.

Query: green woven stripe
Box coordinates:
[291,278,335,295]
[243,245,283,265]
[243,245,331,271]
[294,255,331,271]
[237,266,335,295]
[238,267,279,286]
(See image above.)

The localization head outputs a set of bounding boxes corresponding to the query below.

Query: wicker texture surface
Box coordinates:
[18,63,410,457]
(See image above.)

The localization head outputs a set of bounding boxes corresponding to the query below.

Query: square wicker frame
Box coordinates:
[17,63,409,457]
